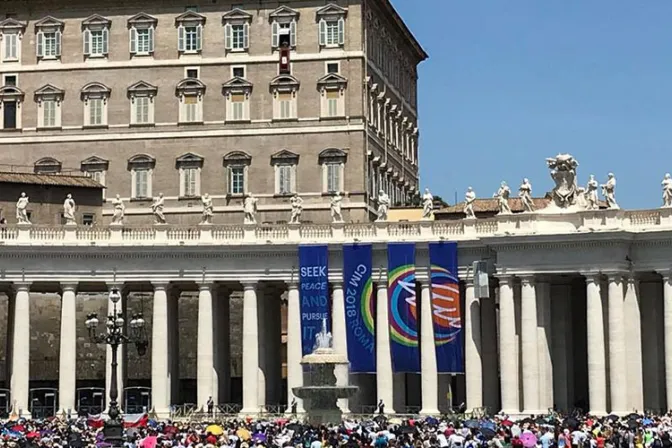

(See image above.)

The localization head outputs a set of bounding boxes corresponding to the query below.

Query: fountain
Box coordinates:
[292,318,359,425]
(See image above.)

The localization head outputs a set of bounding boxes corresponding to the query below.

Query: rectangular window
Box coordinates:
[185,26,199,52]
[3,101,16,129]
[91,170,105,185]
[134,96,150,124]
[89,98,103,125]
[277,165,292,194]
[326,90,339,117]
[231,93,245,120]
[42,32,60,57]
[136,28,152,53]
[4,75,16,86]
[82,214,94,226]
[229,166,244,194]
[43,99,56,127]
[278,92,292,119]
[327,62,339,74]
[135,170,149,198]
[182,168,198,196]
[186,68,199,79]
[90,30,105,56]
[325,21,339,46]
[327,163,340,193]
[3,33,17,60]
[232,66,245,78]
[183,95,198,122]
[231,24,245,50]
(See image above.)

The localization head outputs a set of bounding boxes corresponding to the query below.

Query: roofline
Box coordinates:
[374,0,428,62]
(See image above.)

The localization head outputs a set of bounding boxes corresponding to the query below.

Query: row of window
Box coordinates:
[0,72,348,129]
[0,4,347,63]
[367,85,418,164]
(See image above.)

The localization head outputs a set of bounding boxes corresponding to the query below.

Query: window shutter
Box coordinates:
[36,31,43,57]
[102,28,109,54]
[319,19,326,46]
[177,25,185,51]
[9,35,16,59]
[189,169,197,195]
[129,28,137,53]
[148,27,154,52]
[224,23,232,50]
[226,166,231,194]
[243,23,249,49]
[55,30,62,56]
[196,24,203,50]
[338,17,345,45]
[290,20,297,47]
[271,21,279,48]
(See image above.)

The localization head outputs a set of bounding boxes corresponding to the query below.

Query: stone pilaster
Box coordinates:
[151,282,170,417]
[520,275,540,414]
[586,274,607,415]
[464,279,483,412]
[498,275,519,414]
[240,281,259,415]
[197,283,215,411]
[58,283,78,414]
[10,282,30,417]
[607,273,627,414]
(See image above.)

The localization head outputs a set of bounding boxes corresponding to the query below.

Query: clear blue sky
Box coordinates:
[390,1,672,209]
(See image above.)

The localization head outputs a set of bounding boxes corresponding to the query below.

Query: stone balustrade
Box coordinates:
[0,207,669,246]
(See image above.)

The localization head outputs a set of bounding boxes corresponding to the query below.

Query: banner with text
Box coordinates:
[429,241,465,373]
[299,245,330,356]
[343,243,376,373]
[387,242,420,373]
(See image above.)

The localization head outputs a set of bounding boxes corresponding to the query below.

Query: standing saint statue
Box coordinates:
[201,193,213,224]
[518,178,535,212]
[421,188,434,219]
[376,190,390,222]
[63,194,76,225]
[152,193,166,224]
[662,173,672,208]
[600,173,619,210]
[464,187,476,219]
[585,175,599,210]
[493,181,511,215]
[289,194,303,224]
[243,193,258,224]
[331,192,344,223]
[111,194,125,225]
[16,192,30,224]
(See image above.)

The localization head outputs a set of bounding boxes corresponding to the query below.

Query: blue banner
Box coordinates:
[387,243,420,373]
[343,244,376,373]
[299,245,330,356]
[429,241,465,373]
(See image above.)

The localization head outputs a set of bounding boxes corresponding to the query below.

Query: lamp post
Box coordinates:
[85,288,148,447]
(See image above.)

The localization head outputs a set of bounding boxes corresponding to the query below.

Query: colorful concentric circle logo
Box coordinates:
[388,265,419,347]
[430,266,462,345]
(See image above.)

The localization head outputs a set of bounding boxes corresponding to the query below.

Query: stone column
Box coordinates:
[664,273,672,411]
[58,283,77,414]
[331,281,350,413]
[520,275,540,414]
[10,283,30,416]
[285,282,304,413]
[498,276,519,414]
[376,280,395,414]
[106,285,126,413]
[586,274,607,415]
[607,273,627,414]
[256,287,267,409]
[624,275,643,412]
[151,283,170,417]
[536,279,553,413]
[240,281,259,415]
[197,283,214,411]
[420,279,439,415]
[464,279,482,411]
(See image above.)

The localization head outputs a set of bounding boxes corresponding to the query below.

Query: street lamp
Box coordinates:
[85,288,148,447]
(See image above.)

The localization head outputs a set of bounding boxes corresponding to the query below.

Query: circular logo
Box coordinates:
[388,265,419,347]
[430,266,462,345]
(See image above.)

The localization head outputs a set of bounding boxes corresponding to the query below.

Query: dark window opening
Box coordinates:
[233,67,245,78]
[327,63,339,74]
[185,5,199,12]
[4,75,16,86]
[3,102,17,129]
[186,69,199,79]
[82,214,94,226]
[279,33,291,48]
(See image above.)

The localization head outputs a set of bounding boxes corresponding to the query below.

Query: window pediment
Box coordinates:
[317,73,348,89]
[128,12,158,28]
[128,153,156,170]
[81,155,109,171]
[34,16,64,31]
[176,152,204,169]
[128,80,158,98]
[34,157,62,173]
[270,75,300,91]
[82,14,111,29]
[34,84,64,103]
[0,18,27,33]
[316,3,347,19]
[223,151,252,166]
[0,86,24,102]
[222,77,253,94]
[318,148,347,163]
[222,8,252,23]
[270,5,300,21]
[271,149,299,164]
[175,11,206,25]
[176,78,206,98]
[81,82,111,101]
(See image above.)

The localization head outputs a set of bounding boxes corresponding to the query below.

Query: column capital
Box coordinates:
[198,282,215,291]
[376,280,388,290]
[494,274,514,285]
[59,282,78,294]
[12,281,31,292]
[241,280,258,291]
[658,270,672,282]
[330,280,344,289]
[285,280,299,290]
[583,272,603,284]
[151,282,170,291]
[603,271,626,282]
[518,274,536,286]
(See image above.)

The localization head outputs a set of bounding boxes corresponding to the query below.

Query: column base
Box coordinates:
[419,409,440,416]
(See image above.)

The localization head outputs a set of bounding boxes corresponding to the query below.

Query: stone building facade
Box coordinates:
[0,0,426,226]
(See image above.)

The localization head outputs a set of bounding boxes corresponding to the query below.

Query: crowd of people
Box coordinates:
[0,412,671,448]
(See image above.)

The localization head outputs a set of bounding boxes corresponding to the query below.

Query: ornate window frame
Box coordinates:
[175,11,205,54]
[318,148,347,194]
[34,157,62,174]
[271,149,299,196]
[176,78,205,124]
[0,85,24,130]
[222,77,252,122]
[176,152,204,198]
[270,6,299,50]
[81,155,109,199]
[317,73,347,119]
[127,154,156,200]
[34,84,64,129]
[35,16,63,61]
[0,18,26,63]
[270,74,299,121]
[128,80,157,126]
[82,14,111,59]
[316,4,346,49]
[223,151,251,196]
[222,8,251,53]
[128,13,157,57]
[81,82,110,128]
